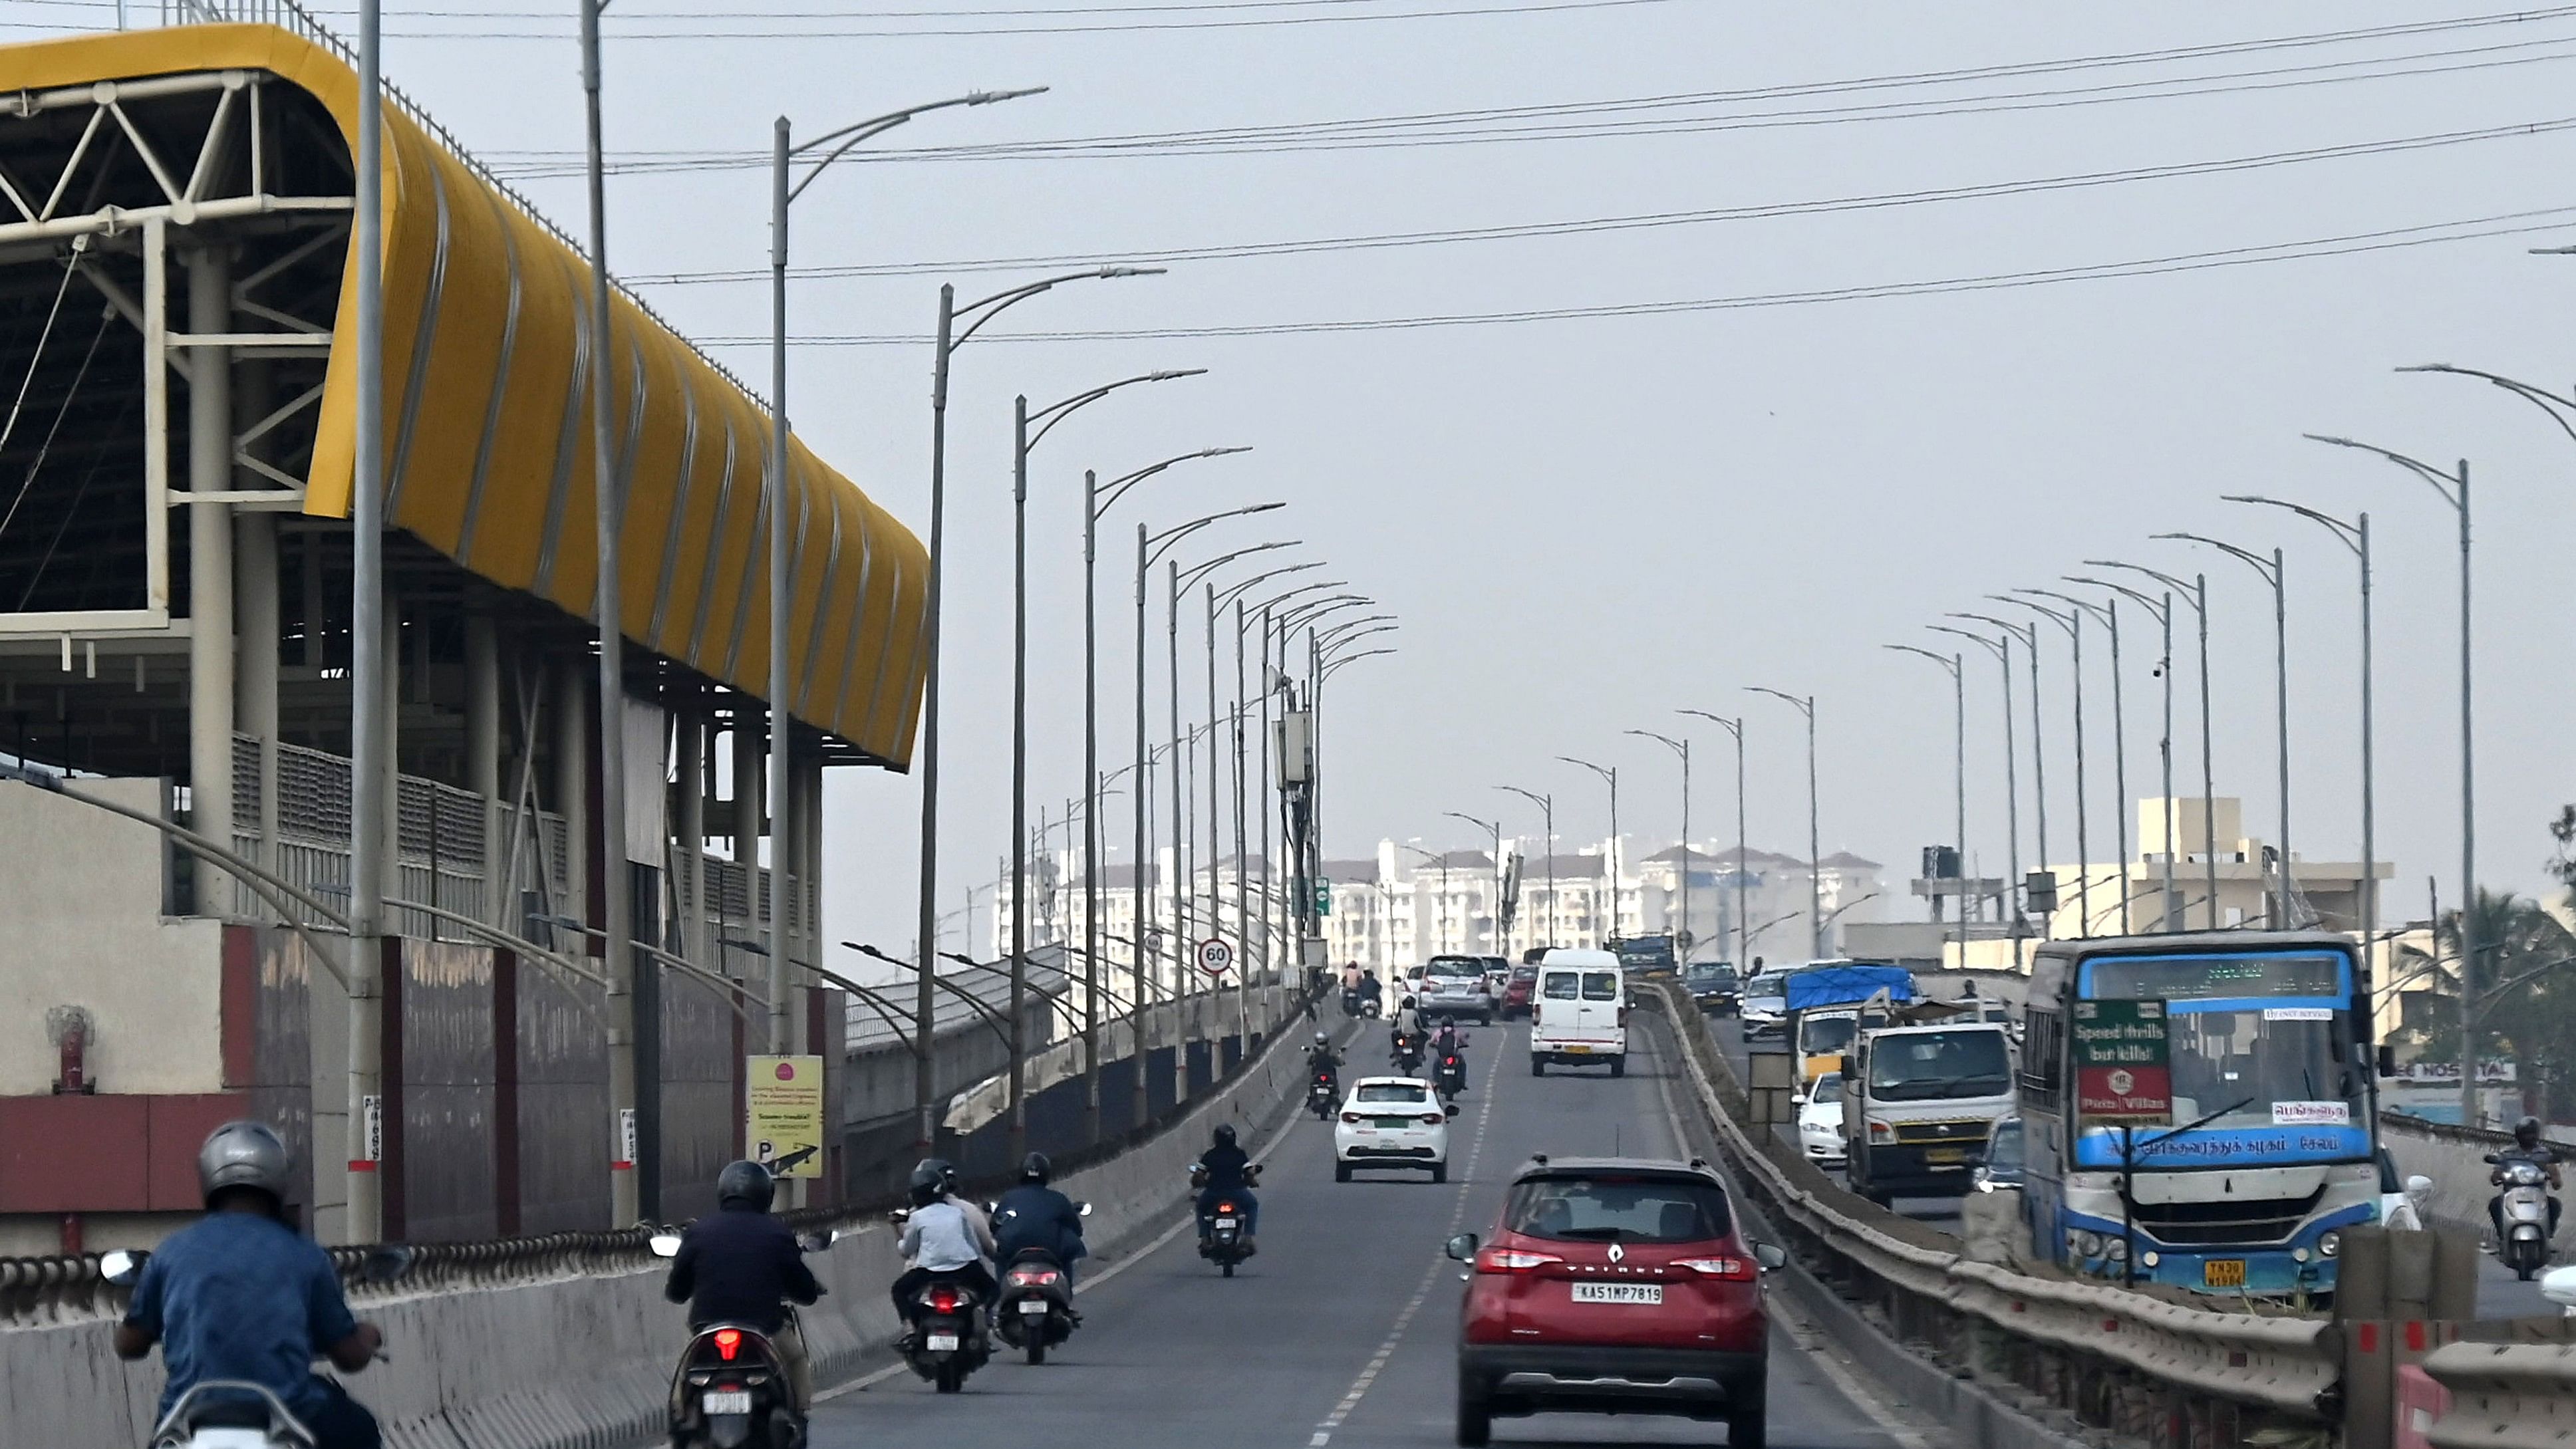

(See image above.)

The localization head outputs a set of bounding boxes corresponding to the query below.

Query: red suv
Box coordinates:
[1499,966,1538,1020]
[1447,1156,1783,1448]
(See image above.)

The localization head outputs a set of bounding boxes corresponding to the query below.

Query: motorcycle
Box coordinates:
[1435,1052,1467,1099]
[1391,1034,1425,1076]
[1308,1069,1339,1120]
[1341,987,1364,1016]
[994,1248,1078,1364]
[105,1246,414,1449]
[648,1227,836,1444]
[1361,994,1384,1019]
[1191,1162,1263,1277]
[2489,1151,2559,1280]
[904,1277,992,1391]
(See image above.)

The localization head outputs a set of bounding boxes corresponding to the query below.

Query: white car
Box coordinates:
[1333,1077,1454,1182]
[2376,1146,2430,1230]
[1798,1072,1849,1168]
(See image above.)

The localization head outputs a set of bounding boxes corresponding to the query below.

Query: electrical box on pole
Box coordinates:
[1276,711,1313,787]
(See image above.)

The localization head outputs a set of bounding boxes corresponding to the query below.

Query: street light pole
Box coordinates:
[349,0,388,1244]
[1558,757,1620,948]
[1679,712,1748,973]
[1999,596,2090,937]
[1628,731,1690,962]
[1499,787,1556,950]
[2073,578,2177,930]
[1885,647,1965,966]
[2023,590,2128,934]
[2091,562,2216,930]
[2160,534,2291,929]
[1445,813,1503,954]
[1931,627,2022,963]
[2308,433,2472,1124]
[2225,497,2374,940]
[1747,690,1821,958]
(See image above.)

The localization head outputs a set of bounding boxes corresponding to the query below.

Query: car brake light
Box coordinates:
[1476,1246,1564,1273]
[1674,1256,1757,1280]
[1420,1112,1445,1125]
[713,1328,742,1361]
[1869,1121,1892,1140]
[1341,1111,1361,1123]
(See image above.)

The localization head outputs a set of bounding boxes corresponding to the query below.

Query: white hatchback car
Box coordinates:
[1333,1077,1455,1182]
[1798,1072,1849,1168]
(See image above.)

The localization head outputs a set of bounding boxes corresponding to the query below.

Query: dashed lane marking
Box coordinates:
[1308,1039,1500,1447]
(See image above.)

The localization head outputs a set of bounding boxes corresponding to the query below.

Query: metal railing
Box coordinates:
[1651,981,2340,1444]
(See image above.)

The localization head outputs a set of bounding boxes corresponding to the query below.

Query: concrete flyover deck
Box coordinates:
[813,1019,1930,1449]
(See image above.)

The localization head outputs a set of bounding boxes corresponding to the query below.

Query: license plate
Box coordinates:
[1563,1045,1592,1055]
[1924,1148,1966,1164]
[702,1390,752,1415]
[1018,1298,1050,1314]
[925,1333,961,1352]
[2204,1259,2246,1287]
[1373,1117,1412,1128]
[1571,1282,1662,1305]
[1215,1217,1238,1228]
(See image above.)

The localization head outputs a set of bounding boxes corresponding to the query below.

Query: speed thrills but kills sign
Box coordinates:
[2073,998,2172,1125]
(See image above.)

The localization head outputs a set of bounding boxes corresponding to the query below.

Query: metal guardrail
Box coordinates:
[2419,1339,2576,1448]
[1650,980,2341,1444]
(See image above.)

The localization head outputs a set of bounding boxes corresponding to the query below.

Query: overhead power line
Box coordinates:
[690,205,2576,346]
[251,0,1687,39]
[623,116,2576,285]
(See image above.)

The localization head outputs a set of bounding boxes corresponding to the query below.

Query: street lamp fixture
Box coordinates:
[1677,711,1751,974]
[1746,688,1822,959]
[2154,531,2291,931]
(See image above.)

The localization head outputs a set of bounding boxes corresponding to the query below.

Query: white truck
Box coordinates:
[1838,1019,2015,1206]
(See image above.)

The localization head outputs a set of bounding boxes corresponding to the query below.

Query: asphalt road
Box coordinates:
[812,1020,1928,1449]
[1703,1013,1965,1236]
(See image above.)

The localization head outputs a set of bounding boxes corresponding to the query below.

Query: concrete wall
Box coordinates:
[3,995,1327,1449]
[0,777,225,1095]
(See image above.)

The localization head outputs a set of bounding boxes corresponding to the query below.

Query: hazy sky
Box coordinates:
[29,1,2576,961]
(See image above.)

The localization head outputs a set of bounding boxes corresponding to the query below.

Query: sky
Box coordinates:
[23,0,2576,967]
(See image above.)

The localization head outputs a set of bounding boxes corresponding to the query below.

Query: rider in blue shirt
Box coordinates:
[115,1122,383,1449]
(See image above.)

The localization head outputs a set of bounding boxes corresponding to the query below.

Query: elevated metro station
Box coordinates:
[0,20,929,1248]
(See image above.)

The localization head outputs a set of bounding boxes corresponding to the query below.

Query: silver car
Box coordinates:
[1418,958,1495,1024]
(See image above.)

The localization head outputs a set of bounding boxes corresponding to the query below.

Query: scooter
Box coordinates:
[993,1248,1078,1365]
[1192,1162,1262,1277]
[104,1246,414,1449]
[2489,1152,2559,1280]
[1342,987,1365,1016]
[1391,1034,1425,1076]
[1435,1052,1467,1100]
[1308,1069,1339,1120]
[649,1227,834,1445]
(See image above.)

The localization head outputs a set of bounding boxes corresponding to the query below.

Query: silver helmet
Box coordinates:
[198,1120,292,1209]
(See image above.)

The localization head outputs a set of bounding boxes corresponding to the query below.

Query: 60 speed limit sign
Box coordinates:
[1196,937,1234,977]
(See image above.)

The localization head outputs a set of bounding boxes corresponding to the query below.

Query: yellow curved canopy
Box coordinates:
[0,24,929,765]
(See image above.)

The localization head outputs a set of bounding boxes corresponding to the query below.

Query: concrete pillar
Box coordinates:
[465,609,501,926]
[185,245,233,908]
[730,702,760,979]
[234,520,279,869]
[553,656,590,938]
[674,686,705,964]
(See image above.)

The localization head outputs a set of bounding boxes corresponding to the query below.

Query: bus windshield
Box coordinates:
[2081,952,2362,1133]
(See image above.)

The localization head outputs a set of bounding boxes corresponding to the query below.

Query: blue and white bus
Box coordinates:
[2018,931,2380,1297]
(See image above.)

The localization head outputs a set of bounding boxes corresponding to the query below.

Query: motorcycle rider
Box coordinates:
[1195,1123,1259,1254]
[1361,969,1384,1015]
[991,1152,1088,1291]
[114,1121,386,1449]
[662,1159,824,1415]
[1390,995,1426,1069]
[892,1162,998,1344]
[2490,1115,2564,1244]
[1307,1030,1343,1086]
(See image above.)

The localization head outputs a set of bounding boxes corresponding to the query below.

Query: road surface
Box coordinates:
[813,1019,1930,1449]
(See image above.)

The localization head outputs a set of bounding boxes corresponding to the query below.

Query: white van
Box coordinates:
[1528,948,1628,1077]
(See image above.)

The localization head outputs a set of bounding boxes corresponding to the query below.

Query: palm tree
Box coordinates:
[2394,888,2576,1121]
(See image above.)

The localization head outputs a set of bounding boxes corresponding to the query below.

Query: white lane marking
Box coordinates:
[821,1028,1335,1402]
[1646,1023,1929,1449]
[1308,1039,1500,1446]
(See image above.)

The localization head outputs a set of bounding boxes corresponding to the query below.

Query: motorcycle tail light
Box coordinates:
[1216,1200,1237,1214]
[927,1287,963,1313]
[713,1329,742,1362]
[1008,1267,1063,1285]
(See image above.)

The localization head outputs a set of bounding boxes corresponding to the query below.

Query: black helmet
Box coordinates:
[716,1160,776,1212]
[1213,1124,1237,1148]
[1018,1152,1052,1186]
[2517,1117,2543,1146]
[907,1161,946,1207]
[198,1120,292,1212]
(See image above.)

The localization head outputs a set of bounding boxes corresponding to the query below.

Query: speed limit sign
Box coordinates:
[1196,937,1234,977]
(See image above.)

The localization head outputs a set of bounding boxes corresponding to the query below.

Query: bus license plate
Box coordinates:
[1572,1282,1662,1305]
[2204,1259,2247,1287]
[702,1391,752,1415]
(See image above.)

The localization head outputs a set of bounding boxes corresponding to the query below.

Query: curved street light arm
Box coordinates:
[1282,595,1374,631]
[2154,531,2277,583]
[1316,612,1396,648]
[1217,559,1320,610]
[1947,612,2033,648]
[2224,495,2362,557]
[2399,363,2576,452]
[1030,368,1206,451]
[1321,646,1395,681]
[845,942,1015,1041]
[1991,593,2076,638]
[787,86,1048,202]
[2065,576,2169,622]
[1557,755,1615,787]
[955,265,1165,349]
[1254,578,1348,616]
[1746,686,1814,718]
[2302,434,2466,511]
[2014,587,2115,626]
[1678,709,1743,741]
[1147,502,1287,567]
[1180,537,1302,591]
[1626,728,1686,759]
[1320,624,1398,661]
[1884,642,1960,674]
[1446,811,1500,836]
[1928,623,2009,663]
[1097,446,1253,519]
[2082,561,2205,617]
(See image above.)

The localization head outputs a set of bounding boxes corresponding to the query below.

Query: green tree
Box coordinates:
[2394,887,2576,1121]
